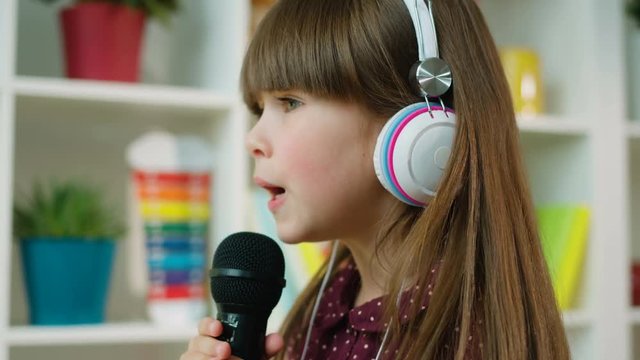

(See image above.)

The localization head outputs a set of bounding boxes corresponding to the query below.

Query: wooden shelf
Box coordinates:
[7,322,196,346]
[517,115,591,136]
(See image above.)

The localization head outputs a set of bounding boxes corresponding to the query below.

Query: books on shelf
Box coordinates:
[536,204,590,310]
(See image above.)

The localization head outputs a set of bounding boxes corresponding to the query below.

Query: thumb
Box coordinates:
[264,332,285,358]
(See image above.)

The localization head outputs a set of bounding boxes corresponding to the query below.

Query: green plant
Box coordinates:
[13,180,125,240]
[629,0,640,28]
[36,0,180,25]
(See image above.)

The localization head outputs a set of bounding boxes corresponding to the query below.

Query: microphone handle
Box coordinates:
[216,304,270,360]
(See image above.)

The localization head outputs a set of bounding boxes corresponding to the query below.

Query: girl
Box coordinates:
[180,0,570,359]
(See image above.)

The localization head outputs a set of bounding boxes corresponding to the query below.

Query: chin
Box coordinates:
[275,223,327,245]
[275,227,307,245]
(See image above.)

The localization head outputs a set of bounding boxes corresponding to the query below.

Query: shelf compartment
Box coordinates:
[7,322,196,346]
[12,75,238,149]
[520,134,592,205]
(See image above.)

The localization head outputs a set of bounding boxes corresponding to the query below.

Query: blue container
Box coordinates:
[20,237,116,325]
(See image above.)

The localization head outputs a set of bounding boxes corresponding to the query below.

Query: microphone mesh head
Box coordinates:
[210,232,285,310]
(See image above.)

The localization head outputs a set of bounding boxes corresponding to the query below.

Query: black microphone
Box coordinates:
[209,232,286,360]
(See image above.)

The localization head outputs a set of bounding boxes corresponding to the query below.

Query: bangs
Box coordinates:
[241,0,363,114]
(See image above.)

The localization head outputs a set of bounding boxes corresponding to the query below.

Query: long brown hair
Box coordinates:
[241,0,570,359]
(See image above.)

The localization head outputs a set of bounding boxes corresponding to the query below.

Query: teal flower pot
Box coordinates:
[20,237,116,325]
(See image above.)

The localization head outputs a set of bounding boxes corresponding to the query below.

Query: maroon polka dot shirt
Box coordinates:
[284,260,480,360]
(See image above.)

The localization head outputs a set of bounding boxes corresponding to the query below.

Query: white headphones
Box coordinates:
[373,0,455,207]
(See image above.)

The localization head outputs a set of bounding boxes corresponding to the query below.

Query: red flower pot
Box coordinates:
[60,2,146,82]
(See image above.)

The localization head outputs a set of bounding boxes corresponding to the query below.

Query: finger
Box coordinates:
[213,340,232,359]
[189,335,215,355]
[197,317,214,336]
[265,333,285,357]
[190,335,235,358]
[197,317,223,337]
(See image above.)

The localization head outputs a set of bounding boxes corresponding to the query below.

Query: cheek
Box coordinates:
[283,135,377,202]
[277,119,381,202]
[281,137,333,190]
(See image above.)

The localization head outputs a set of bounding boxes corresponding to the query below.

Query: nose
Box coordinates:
[245,121,270,158]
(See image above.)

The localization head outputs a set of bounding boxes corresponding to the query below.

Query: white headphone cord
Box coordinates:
[373,279,406,360]
[300,241,340,360]
[299,241,404,360]
[374,323,392,360]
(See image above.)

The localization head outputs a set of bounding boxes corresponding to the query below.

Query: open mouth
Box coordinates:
[265,186,286,199]
[263,185,286,212]
[254,177,286,207]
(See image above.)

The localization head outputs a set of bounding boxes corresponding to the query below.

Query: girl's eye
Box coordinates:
[278,97,302,112]
[254,105,264,117]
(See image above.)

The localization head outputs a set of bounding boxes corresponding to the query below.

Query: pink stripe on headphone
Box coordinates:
[387,106,445,206]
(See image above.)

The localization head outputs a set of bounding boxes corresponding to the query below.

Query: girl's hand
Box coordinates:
[180,317,285,360]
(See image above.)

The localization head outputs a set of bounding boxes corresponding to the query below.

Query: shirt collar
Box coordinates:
[313,259,438,333]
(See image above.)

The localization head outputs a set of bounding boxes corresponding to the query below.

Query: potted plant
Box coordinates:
[629,0,640,27]
[13,180,125,325]
[35,0,180,82]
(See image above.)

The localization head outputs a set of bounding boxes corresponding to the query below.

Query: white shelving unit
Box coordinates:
[0,0,636,359]
[1,1,251,360]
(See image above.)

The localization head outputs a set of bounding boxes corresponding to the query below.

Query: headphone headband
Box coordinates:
[403,0,439,60]
[403,0,452,98]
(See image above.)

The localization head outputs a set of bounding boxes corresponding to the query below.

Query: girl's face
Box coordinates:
[246,91,396,244]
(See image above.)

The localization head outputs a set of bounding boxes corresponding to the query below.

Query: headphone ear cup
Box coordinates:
[373,102,456,206]
[374,103,425,205]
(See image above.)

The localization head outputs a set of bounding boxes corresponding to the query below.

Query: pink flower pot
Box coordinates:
[60,2,146,82]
